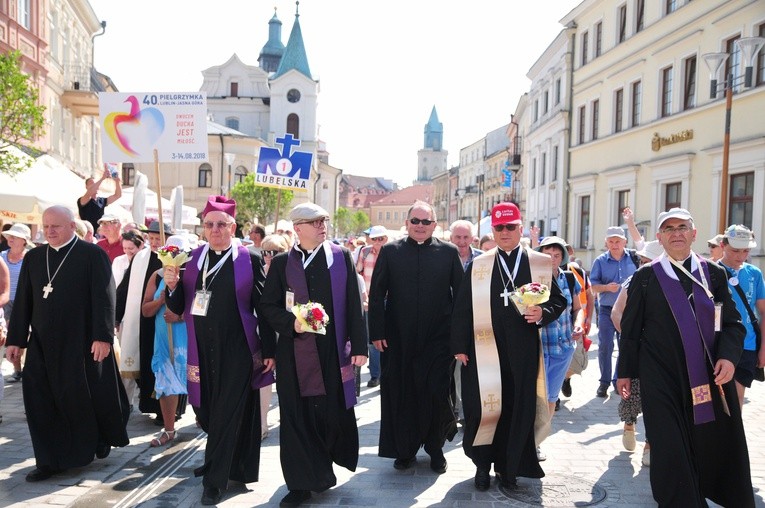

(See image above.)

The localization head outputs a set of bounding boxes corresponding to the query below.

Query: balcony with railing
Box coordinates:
[59,63,106,116]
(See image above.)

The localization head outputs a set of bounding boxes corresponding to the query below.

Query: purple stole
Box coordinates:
[285,242,357,409]
[183,243,275,407]
[652,257,717,424]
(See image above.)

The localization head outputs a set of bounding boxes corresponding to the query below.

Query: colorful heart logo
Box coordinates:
[104,96,165,157]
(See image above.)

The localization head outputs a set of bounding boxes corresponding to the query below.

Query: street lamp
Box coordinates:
[224,152,236,198]
[703,36,765,234]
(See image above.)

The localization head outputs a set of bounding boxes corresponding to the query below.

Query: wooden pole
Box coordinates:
[274,188,282,233]
[153,149,173,364]
[717,83,733,235]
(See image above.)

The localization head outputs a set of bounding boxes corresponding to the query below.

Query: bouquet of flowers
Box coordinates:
[157,244,190,267]
[292,301,330,335]
[510,282,550,315]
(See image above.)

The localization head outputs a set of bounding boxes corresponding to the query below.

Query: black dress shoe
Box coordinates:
[474,468,490,491]
[201,486,223,505]
[561,378,572,397]
[153,414,164,426]
[279,489,311,506]
[26,466,60,482]
[393,457,416,470]
[95,442,111,459]
[596,383,608,398]
[496,473,518,489]
[367,377,380,388]
[430,457,447,474]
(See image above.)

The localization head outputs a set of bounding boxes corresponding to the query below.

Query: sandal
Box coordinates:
[150,429,176,447]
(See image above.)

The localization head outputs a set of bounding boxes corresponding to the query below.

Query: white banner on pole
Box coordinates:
[99,92,208,163]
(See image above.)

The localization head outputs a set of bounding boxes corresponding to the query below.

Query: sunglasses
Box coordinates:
[203,221,233,229]
[409,218,435,226]
[262,250,280,257]
[371,237,387,242]
[298,218,329,228]
[493,224,520,232]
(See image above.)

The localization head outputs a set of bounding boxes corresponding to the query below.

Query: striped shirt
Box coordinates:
[1,250,24,301]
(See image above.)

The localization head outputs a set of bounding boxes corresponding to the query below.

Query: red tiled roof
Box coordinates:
[370,184,434,206]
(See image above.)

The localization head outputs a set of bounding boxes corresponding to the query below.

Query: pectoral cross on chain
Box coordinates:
[500,288,512,307]
[43,283,53,299]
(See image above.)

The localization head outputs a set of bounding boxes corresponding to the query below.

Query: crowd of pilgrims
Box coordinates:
[0,192,760,507]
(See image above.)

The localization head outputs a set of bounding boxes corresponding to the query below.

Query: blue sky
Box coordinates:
[90,0,581,186]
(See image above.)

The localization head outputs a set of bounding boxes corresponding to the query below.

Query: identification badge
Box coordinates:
[192,290,211,316]
[285,290,295,310]
[714,303,722,332]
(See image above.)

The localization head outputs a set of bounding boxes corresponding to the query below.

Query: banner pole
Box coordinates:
[153,148,173,364]
[274,188,282,233]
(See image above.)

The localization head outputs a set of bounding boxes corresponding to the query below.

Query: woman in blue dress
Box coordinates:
[142,236,189,447]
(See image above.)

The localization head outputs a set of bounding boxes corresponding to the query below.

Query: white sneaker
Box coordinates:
[642,448,650,467]
[622,429,636,451]
[536,447,546,461]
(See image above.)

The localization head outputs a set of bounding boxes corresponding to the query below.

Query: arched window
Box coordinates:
[198,163,213,187]
[234,165,247,184]
[226,117,240,131]
[286,113,299,138]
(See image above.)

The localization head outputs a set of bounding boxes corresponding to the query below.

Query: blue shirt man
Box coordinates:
[590,226,637,397]
[718,224,765,407]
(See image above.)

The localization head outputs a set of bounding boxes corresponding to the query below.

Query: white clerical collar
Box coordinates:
[196,239,241,270]
[50,234,76,252]
[498,244,521,257]
[292,241,334,268]
[658,251,700,281]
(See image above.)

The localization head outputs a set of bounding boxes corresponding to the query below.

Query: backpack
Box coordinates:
[356,246,373,274]
[562,270,578,321]
[626,248,641,269]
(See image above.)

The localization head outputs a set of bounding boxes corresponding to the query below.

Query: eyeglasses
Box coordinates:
[203,221,233,230]
[409,218,434,226]
[371,237,387,242]
[660,225,692,234]
[493,224,520,232]
[298,218,328,228]
[262,250,280,257]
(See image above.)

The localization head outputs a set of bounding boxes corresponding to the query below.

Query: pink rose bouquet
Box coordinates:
[292,301,330,335]
[510,282,550,314]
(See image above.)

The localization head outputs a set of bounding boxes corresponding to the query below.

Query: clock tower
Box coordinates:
[417,106,448,181]
[268,2,318,205]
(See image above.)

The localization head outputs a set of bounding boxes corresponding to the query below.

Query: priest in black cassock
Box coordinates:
[368,200,464,474]
[6,205,129,482]
[617,208,753,507]
[260,202,367,507]
[164,196,274,506]
[451,202,566,491]
[116,220,165,422]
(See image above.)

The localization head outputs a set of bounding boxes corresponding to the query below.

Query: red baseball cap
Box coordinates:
[491,202,522,227]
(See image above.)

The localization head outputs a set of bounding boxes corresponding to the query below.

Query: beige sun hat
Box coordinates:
[2,223,33,246]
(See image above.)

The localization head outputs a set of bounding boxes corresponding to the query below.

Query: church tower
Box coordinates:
[417,106,448,181]
[268,1,319,205]
[258,9,285,73]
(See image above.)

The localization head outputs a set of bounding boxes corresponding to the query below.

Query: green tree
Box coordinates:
[334,207,352,237]
[231,173,293,225]
[0,50,46,176]
[350,210,371,235]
